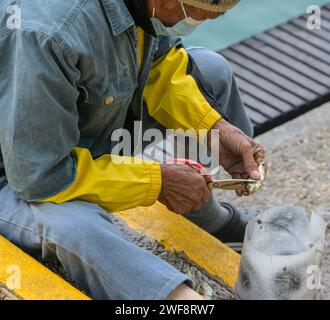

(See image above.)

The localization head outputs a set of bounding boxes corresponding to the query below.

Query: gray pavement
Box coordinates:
[220,102,330,299]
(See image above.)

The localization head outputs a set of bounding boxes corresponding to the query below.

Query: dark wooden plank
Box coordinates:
[267,28,330,64]
[294,18,330,42]
[310,18,330,32]
[319,16,330,31]
[241,96,280,118]
[321,7,330,29]
[235,78,293,114]
[245,106,270,125]
[244,38,330,87]
[280,23,330,53]
[241,97,283,122]
[230,63,306,106]
[222,49,318,101]
[321,6,330,18]
[232,44,329,95]
[254,32,330,75]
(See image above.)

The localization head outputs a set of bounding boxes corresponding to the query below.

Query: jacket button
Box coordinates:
[105,96,114,105]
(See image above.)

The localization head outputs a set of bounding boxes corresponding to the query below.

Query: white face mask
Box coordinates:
[151,1,206,37]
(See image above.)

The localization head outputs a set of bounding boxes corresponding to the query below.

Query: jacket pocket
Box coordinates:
[79,67,135,108]
[77,73,135,137]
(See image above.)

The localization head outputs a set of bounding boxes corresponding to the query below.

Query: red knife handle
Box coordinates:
[167,158,213,184]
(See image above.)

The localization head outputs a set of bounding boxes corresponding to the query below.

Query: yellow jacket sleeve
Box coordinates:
[39,148,162,212]
[144,46,222,132]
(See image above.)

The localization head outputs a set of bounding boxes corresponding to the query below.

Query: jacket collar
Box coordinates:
[123,0,156,36]
[101,0,135,36]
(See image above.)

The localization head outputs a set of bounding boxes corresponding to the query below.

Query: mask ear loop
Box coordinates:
[152,0,156,19]
[179,1,189,19]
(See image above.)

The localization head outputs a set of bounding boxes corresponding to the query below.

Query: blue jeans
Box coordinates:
[0,49,253,300]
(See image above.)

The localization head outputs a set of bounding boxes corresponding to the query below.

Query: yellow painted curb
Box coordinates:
[0,236,90,300]
[115,202,240,288]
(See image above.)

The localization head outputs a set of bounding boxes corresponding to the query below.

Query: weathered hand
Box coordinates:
[207,118,266,196]
[159,164,211,215]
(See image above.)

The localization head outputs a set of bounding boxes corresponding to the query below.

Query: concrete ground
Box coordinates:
[112,216,236,300]
[220,102,330,299]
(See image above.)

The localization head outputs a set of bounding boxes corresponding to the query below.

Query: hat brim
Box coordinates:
[182,0,240,13]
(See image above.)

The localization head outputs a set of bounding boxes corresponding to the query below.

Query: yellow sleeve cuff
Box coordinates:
[39,148,162,212]
[196,106,222,131]
[142,163,162,207]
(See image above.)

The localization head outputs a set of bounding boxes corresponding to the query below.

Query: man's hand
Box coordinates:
[207,118,266,196]
[159,164,211,215]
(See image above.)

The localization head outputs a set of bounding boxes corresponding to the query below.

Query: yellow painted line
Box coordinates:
[0,235,90,300]
[115,202,240,288]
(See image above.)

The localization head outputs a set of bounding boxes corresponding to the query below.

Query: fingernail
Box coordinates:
[251,170,261,180]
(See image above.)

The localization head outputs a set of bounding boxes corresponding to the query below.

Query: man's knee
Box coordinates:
[187,47,233,98]
[187,47,254,136]
[204,50,233,87]
[30,200,115,245]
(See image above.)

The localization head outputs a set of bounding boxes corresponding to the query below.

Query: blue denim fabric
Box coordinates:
[0,184,191,300]
[0,0,178,201]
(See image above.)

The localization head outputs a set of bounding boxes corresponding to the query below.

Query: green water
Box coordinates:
[184,0,330,50]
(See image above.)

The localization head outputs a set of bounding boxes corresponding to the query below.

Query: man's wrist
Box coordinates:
[206,118,227,149]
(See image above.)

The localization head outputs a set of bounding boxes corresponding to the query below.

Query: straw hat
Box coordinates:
[181,0,240,13]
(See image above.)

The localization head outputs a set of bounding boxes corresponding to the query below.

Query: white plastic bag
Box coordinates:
[235,205,327,300]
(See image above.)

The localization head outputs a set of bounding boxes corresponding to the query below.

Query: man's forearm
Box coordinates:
[38,148,162,212]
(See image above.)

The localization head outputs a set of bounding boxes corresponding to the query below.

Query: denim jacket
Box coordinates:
[0,0,180,199]
[0,0,221,208]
